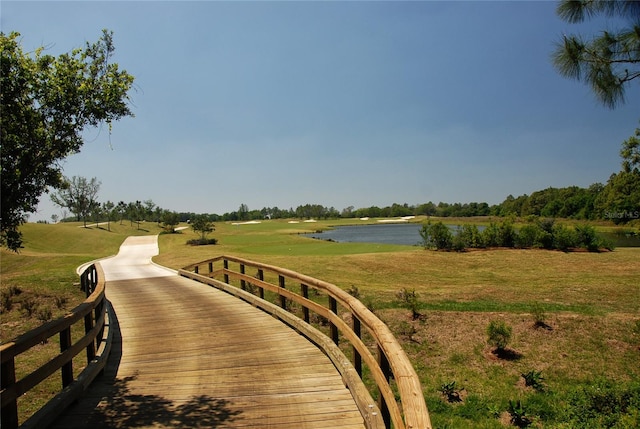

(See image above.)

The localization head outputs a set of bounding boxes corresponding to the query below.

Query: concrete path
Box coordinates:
[51,236,365,429]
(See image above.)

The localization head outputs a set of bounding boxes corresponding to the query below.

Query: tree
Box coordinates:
[102,201,115,231]
[552,0,640,108]
[50,176,101,227]
[116,201,127,225]
[191,214,215,240]
[238,204,249,221]
[143,199,156,222]
[620,125,640,173]
[160,210,181,233]
[1,29,134,250]
[595,125,640,223]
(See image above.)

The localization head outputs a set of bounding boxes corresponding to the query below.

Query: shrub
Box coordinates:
[451,232,467,252]
[522,370,545,392]
[536,218,556,249]
[186,238,218,246]
[455,224,483,249]
[508,400,532,428]
[346,285,360,299]
[552,224,577,251]
[55,295,68,309]
[486,320,512,351]
[420,221,453,250]
[498,218,517,247]
[440,381,463,403]
[531,302,551,329]
[1,290,13,313]
[396,287,422,320]
[21,297,38,317]
[574,224,602,252]
[515,224,540,248]
[481,222,500,247]
[37,306,53,323]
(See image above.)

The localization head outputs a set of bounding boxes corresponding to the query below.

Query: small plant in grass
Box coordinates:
[1,285,22,313]
[54,295,68,309]
[346,285,360,299]
[531,302,552,330]
[487,320,512,352]
[440,381,463,403]
[398,321,419,344]
[487,403,502,419]
[362,297,376,314]
[1,290,13,313]
[310,313,329,326]
[21,297,38,317]
[37,306,52,323]
[243,282,258,295]
[395,287,422,320]
[522,370,545,392]
[508,400,532,427]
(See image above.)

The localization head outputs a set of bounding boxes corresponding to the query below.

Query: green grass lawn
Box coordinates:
[2,218,639,427]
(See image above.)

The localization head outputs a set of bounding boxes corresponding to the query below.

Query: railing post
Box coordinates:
[257,269,265,299]
[301,284,310,323]
[81,269,89,296]
[223,259,229,283]
[352,316,362,376]
[278,275,287,310]
[194,265,199,274]
[1,357,18,429]
[60,327,73,387]
[377,345,391,428]
[329,296,339,346]
[240,264,246,290]
[85,311,96,362]
[208,261,213,275]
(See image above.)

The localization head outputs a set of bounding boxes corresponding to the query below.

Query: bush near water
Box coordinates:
[420,218,613,251]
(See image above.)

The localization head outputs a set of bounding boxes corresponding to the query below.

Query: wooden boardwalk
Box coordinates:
[51,237,366,429]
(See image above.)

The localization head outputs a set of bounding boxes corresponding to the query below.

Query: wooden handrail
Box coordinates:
[0,263,112,429]
[180,255,432,429]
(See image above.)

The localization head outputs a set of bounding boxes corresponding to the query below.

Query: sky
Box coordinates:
[3,1,639,221]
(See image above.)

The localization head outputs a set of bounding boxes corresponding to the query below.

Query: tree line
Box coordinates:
[51,175,637,229]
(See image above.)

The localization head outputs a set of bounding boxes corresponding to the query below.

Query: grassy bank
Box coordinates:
[2,218,639,427]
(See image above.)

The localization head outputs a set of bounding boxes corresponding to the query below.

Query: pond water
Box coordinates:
[305,223,425,246]
[304,223,640,247]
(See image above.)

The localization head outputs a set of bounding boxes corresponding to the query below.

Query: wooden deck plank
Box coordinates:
[51,251,366,429]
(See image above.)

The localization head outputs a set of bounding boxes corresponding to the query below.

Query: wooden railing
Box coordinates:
[180,255,432,429]
[0,263,112,429]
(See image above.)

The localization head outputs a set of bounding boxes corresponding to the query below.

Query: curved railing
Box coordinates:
[180,255,432,429]
[0,263,112,429]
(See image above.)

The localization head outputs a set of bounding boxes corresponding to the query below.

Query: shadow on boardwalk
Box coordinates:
[94,378,242,428]
[53,305,242,428]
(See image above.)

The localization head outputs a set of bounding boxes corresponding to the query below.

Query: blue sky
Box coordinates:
[3,1,639,220]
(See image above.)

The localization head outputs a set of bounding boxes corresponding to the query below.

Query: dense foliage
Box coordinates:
[420,218,613,252]
[552,0,640,109]
[0,30,134,250]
